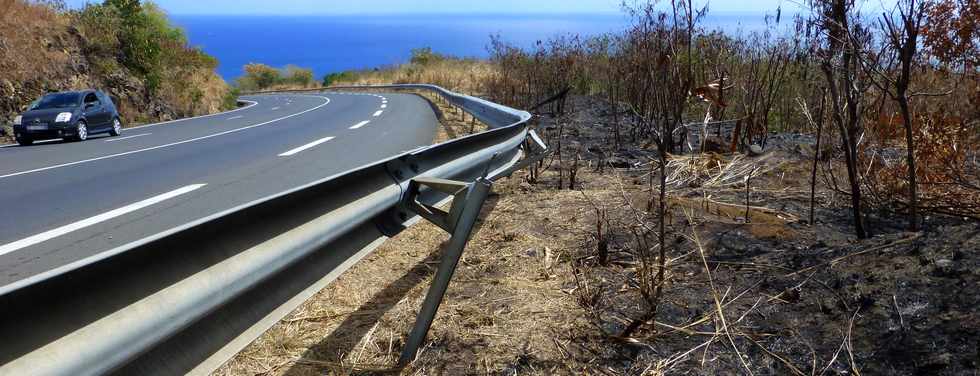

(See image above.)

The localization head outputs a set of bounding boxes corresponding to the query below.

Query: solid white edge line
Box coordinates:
[125,100,259,131]
[104,133,151,142]
[0,96,331,180]
[278,136,335,157]
[349,120,371,130]
[372,110,383,117]
[0,139,59,149]
[0,184,207,257]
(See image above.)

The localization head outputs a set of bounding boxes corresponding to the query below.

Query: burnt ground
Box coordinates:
[217,95,979,375]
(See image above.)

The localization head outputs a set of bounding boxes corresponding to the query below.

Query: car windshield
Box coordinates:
[30,93,81,110]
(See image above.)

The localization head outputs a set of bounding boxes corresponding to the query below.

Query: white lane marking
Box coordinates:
[125,100,259,131]
[349,120,371,130]
[278,136,335,157]
[271,107,281,111]
[380,104,387,109]
[0,184,207,257]
[0,139,59,148]
[227,115,244,120]
[0,97,331,180]
[373,110,383,117]
[105,133,151,143]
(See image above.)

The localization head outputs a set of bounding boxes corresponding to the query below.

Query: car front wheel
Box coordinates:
[16,137,33,146]
[66,121,88,142]
[109,117,122,136]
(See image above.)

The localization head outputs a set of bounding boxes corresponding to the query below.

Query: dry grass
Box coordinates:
[215,132,978,374]
[155,68,231,119]
[0,0,68,85]
[215,171,614,375]
[332,60,495,96]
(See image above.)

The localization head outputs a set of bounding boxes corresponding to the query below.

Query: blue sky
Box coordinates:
[64,0,802,15]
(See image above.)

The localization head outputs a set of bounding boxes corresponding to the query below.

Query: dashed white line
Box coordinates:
[380,104,387,109]
[349,120,371,130]
[373,110,384,117]
[278,136,335,157]
[227,115,244,120]
[0,97,331,180]
[105,133,151,142]
[0,184,207,257]
[270,107,281,111]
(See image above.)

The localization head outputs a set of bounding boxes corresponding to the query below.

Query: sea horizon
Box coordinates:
[172,12,777,82]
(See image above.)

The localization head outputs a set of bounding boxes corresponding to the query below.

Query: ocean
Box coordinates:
[172,13,772,82]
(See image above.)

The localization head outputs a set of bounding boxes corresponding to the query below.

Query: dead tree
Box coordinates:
[814,0,871,239]
[868,0,927,231]
[618,0,703,338]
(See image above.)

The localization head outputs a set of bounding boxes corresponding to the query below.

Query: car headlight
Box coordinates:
[55,112,72,123]
[13,116,21,125]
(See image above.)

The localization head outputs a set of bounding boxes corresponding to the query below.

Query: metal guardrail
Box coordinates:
[0,85,540,375]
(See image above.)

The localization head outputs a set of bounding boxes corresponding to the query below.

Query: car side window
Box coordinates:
[84,93,99,106]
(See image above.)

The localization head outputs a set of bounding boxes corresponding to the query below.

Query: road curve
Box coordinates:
[0,92,438,289]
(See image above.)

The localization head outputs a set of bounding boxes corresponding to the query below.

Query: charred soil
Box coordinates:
[218,95,979,375]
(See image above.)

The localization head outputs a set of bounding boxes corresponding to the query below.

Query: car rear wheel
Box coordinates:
[109,118,122,136]
[16,137,33,146]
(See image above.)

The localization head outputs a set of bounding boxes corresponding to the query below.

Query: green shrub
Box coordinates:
[409,47,445,66]
[76,0,200,93]
[284,65,314,87]
[322,71,358,86]
[222,87,241,110]
[240,63,281,90]
[235,63,317,90]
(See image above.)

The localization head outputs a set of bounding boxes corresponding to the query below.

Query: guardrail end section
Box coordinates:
[489,130,552,183]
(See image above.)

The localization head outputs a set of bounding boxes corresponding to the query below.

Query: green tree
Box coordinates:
[284,65,314,87]
[241,63,281,89]
[410,47,445,66]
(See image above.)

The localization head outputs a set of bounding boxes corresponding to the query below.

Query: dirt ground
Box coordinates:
[215,95,979,375]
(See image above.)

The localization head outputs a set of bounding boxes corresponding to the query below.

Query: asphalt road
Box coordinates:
[0,92,438,290]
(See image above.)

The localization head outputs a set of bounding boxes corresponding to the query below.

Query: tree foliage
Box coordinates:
[236,63,315,91]
[922,0,980,66]
[76,0,215,95]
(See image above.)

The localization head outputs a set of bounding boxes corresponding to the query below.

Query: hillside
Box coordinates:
[219,1,980,374]
[0,0,236,140]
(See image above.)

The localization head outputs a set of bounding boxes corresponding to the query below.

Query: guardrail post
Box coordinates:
[397,177,492,366]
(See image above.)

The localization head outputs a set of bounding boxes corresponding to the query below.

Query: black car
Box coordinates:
[12,90,123,146]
